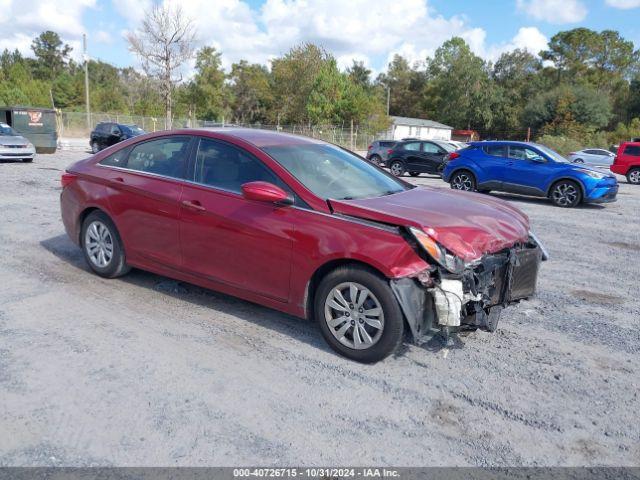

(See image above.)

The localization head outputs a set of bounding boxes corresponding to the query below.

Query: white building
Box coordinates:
[386,116,453,141]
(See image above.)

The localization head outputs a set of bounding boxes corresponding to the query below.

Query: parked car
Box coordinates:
[0,122,36,162]
[386,139,456,177]
[90,122,145,153]
[366,140,396,166]
[60,129,545,362]
[610,141,640,184]
[568,148,615,167]
[442,141,618,208]
[445,140,468,150]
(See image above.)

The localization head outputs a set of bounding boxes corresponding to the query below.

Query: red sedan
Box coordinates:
[60,129,546,362]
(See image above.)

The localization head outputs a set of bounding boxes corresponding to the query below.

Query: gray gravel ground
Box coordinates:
[0,150,639,467]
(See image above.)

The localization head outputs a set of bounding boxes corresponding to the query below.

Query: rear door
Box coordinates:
[401,141,424,171]
[179,137,294,301]
[476,144,509,188]
[100,135,193,268]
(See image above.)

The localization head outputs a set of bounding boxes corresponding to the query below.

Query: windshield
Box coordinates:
[536,144,569,163]
[437,142,456,153]
[0,124,19,136]
[121,125,145,135]
[262,144,408,200]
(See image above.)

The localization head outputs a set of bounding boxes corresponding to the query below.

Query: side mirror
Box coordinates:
[241,181,293,206]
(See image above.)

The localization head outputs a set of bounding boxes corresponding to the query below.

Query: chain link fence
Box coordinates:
[58,111,382,151]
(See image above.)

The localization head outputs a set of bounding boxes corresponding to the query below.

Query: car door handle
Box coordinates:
[113,176,125,183]
[181,200,206,212]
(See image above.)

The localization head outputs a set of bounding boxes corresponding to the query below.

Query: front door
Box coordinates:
[420,141,447,173]
[179,138,294,301]
[101,136,193,268]
[503,145,558,196]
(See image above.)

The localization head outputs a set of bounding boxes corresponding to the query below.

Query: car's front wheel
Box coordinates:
[314,265,404,363]
[81,211,130,278]
[389,160,405,177]
[626,168,640,185]
[550,180,582,207]
[91,141,100,154]
[450,170,476,191]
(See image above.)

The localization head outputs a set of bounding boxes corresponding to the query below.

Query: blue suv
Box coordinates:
[442,141,619,208]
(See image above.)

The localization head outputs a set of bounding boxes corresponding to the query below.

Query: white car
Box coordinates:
[0,123,36,162]
[567,148,615,167]
[446,140,468,150]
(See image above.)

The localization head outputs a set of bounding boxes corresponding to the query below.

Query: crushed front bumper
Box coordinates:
[391,238,545,343]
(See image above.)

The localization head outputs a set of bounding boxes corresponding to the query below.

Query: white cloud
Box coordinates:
[516,0,587,24]
[94,30,113,44]
[605,0,640,8]
[482,26,549,61]
[112,0,152,25]
[0,0,96,61]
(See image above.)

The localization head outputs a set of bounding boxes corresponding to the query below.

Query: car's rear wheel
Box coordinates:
[450,170,476,191]
[81,211,130,278]
[409,171,420,177]
[573,158,584,163]
[91,141,100,154]
[626,168,640,185]
[389,160,404,177]
[369,154,381,165]
[314,265,404,363]
[550,180,581,207]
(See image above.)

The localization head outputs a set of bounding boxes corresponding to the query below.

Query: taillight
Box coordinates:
[612,156,618,165]
[445,152,460,161]
[368,144,373,150]
[61,172,77,188]
[569,152,577,156]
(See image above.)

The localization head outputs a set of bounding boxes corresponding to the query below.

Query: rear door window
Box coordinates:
[402,142,421,151]
[100,146,131,168]
[623,145,640,156]
[483,145,508,157]
[422,142,443,154]
[126,136,191,179]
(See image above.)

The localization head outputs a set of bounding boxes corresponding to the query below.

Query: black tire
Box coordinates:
[91,141,100,154]
[573,158,584,163]
[22,158,33,163]
[369,154,382,165]
[549,179,582,208]
[314,265,404,363]
[478,189,491,194]
[81,210,130,278]
[450,170,477,191]
[409,171,420,177]
[389,160,405,177]
[626,167,640,185]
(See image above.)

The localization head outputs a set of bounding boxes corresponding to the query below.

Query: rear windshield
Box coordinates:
[121,125,145,135]
[379,141,395,147]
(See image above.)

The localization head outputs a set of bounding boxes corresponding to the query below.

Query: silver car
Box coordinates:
[0,123,36,162]
[366,140,397,166]
[567,148,615,167]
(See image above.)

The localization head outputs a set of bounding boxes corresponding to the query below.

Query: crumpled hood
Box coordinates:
[329,186,530,262]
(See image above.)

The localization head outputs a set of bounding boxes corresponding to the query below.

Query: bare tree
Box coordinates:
[126,4,196,129]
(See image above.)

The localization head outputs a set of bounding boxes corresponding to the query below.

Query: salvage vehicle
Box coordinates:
[0,122,36,162]
[60,129,546,362]
[610,141,640,184]
[442,141,618,207]
[387,139,455,177]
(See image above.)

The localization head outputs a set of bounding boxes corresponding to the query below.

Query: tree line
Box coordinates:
[1,26,640,152]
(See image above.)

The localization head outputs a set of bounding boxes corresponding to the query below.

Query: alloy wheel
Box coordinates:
[84,220,114,268]
[324,282,384,350]
[390,162,403,176]
[629,170,640,184]
[552,182,579,207]
[452,172,473,191]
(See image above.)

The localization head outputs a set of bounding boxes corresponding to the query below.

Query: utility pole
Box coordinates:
[386,85,390,116]
[83,34,91,130]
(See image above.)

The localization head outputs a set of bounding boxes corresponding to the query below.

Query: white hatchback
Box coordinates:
[567,148,615,168]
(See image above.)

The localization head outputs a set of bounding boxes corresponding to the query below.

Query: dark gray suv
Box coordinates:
[366,140,396,166]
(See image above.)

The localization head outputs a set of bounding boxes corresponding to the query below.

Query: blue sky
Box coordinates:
[2,0,639,74]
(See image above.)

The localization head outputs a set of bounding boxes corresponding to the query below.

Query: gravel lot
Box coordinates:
[0,150,639,467]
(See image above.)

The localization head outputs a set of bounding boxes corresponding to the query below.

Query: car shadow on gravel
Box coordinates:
[488,192,606,209]
[40,234,335,356]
